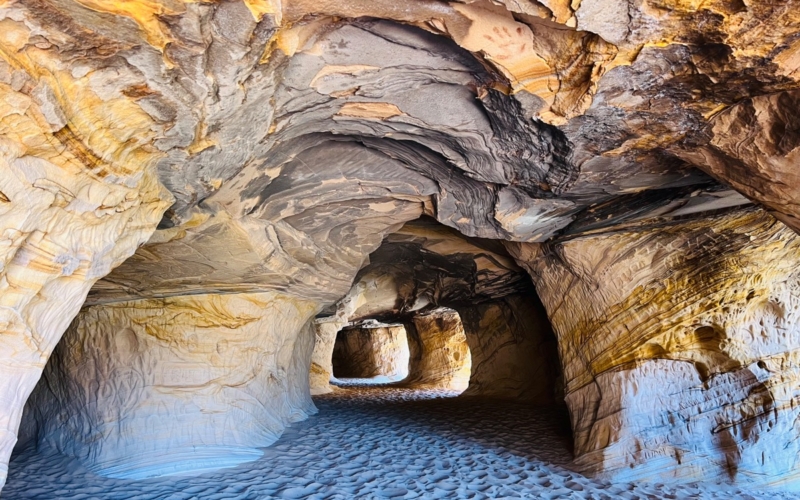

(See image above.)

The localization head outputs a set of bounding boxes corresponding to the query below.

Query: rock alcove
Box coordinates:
[2,0,800,497]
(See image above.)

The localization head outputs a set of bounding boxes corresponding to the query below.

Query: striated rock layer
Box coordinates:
[16,292,318,479]
[0,63,171,487]
[511,208,800,487]
[2,0,800,491]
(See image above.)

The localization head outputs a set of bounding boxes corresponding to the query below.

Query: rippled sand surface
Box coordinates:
[6,386,800,499]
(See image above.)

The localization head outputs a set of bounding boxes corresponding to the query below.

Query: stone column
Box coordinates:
[21,291,319,479]
[405,308,471,391]
[456,294,560,403]
[309,319,344,394]
[510,208,800,487]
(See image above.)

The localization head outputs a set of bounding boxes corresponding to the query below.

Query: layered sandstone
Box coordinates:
[512,208,800,487]
[1,0,800,492]
[405,308,472,391]
[0,37,171,486]
[18,292,318,479]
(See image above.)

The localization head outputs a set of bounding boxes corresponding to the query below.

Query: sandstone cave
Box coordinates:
[2,0,800,498]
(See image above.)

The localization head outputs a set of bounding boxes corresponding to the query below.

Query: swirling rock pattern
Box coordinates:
[17,292,319,480]
[511,208,800,487]
[1,0,800,491]
[0,42,171,486]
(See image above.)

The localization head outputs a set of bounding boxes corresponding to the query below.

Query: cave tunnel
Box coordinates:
[331,321,413,383]
[3,1,800,498]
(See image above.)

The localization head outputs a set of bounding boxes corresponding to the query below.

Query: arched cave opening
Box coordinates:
[311,217,564,401]
[8,215,576,495]
[330,321,412,383]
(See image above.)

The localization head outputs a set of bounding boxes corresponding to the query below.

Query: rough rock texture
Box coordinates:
[318,218,535,323]
[311,217,536,393]
[309,319,342,395]
[456,294,560,403]
[511,208,800,487]
[681,90,800,232]
[405,309,472,391]
[0,40,171,487]
[332,323,409,381]
[3,0,800,491]
[17,292,318,479]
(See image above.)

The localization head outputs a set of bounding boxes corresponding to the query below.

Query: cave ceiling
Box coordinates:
[2,0,798,306]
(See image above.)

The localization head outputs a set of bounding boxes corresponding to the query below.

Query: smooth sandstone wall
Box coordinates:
[457,294,560,403]
[19,292,319,479]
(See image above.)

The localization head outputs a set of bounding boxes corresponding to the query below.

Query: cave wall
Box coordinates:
[404,309,471,391]
[331,324,409,381]
[680,90,800,233]
[510,208,800,487]
[18,291,318,479]
[309,319,343,395]
[0,68,171,488]
[456,294,560,403]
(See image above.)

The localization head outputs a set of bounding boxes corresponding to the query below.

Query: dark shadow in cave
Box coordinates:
[316,214,573,455]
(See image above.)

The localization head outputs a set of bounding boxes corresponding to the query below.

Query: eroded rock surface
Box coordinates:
[2,0,800,491]
[0,45,171,486]
[17,292,318,479]
[512,208,800,487]
[457,294,560,403]
[405,308,472,391]
[309,319,342,395]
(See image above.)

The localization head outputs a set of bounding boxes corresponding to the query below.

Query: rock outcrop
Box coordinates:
[512,208,800,487]
[331,323,409,382]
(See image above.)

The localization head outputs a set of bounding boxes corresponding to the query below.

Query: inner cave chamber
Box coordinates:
[3,0,800,497]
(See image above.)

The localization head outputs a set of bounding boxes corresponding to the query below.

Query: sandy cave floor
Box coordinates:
[6,386,800,500]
